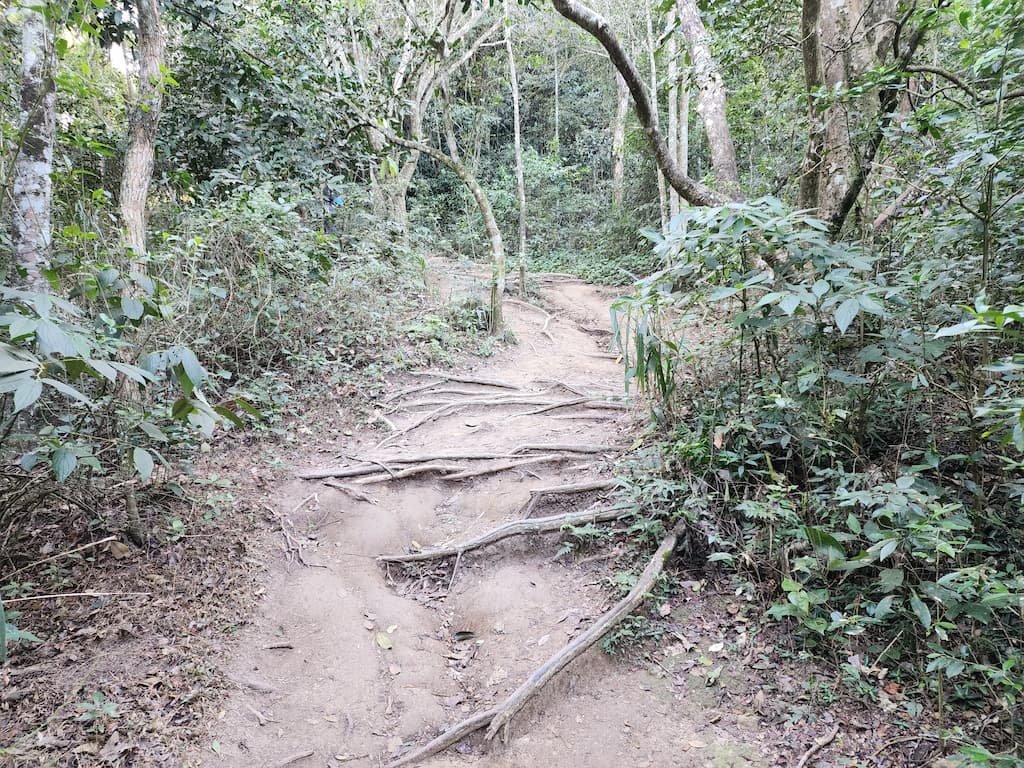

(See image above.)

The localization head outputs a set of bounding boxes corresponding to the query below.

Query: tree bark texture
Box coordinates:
[120,0,166,286]
[675,0,740,199]
[643,2,669,231]
[12,4,55,291]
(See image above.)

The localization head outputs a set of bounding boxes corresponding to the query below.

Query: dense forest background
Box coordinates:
[1,0,1022,764]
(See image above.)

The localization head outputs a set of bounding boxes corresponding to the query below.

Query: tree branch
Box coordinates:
[550,0,729,207]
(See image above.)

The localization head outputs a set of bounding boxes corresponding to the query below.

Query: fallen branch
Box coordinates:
[355,462,467,484]
[443,453,579,481]
[406,372,520,389]
[378,505,630,563]
[275,750,315,767]
[299,445,616,481]
[793,724,840,768]
[322,480,379,504]
[384,527,679,766]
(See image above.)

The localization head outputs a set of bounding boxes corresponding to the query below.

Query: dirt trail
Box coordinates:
[198,264,766,768]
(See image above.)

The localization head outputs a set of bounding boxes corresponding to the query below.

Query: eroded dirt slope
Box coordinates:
[195,264,770,768]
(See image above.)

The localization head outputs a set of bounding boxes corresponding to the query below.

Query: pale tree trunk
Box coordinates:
[643,1,669,231]
[120,0,166,288]
[611,73,628,211]
[11,4,55,291]
[666,8,680,219]
[504,0,527,296]
[677,68,689,179]
[552,46,561,153]
[675,0,740,199]
[798,0,823,210]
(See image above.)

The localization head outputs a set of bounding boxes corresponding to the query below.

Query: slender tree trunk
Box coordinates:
[675,0,740,198]
[666,8,680,219]
[505,1,528,296]
[611,73,628,211]
[11,4,55,291]
[798,0,823,211]
[552,46,561,153]
[643,2,669,231]
[677,67,689,179]
[120,0,166,289]
[379,127,505,334]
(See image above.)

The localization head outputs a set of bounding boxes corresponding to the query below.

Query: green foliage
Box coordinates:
[615,197,1024,741]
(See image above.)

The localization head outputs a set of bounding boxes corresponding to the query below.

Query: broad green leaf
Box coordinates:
[13,378,43,412]
[827,369,869,385]
[35,318,78,357]
[138,421,169,442]
[51,447,77,482]
[878,568,904,592]
[40,377,95,407]
[133,447,154,481]
[121,296,144,321]
[213,405,244,427]
[908,591,932,630]
[812,280,830,298]
[834,298,860,335]
[778,293,800,315]
[934,320,979,338]
[804,526,845,563]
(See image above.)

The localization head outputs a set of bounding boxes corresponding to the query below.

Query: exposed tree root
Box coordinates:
[793,724,840,768]
[300,445,614,481]
[442,453,580,481]
[515,398,629,417]
[406,372,521,389]
[518,479,617,518]
[322,480,378,504]
[384,527,679,766]
[355,463,467,485]
[378,506,630,563]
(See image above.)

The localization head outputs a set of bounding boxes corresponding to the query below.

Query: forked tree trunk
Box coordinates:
[12,4,55,291]
[504,0,528,296]
[611,73,628,211]
[675,0,740,199]
[120,0,166,286]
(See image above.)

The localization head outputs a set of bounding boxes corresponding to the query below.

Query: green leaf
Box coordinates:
[804,526,845,563]
[13,378,43,412]
[121,296,144,321]
[40,377,95,408]
[908,591,932,630]
[138,421,169,442]
[812,280,830,298]
[171,397,194,420]
[778,293,800,315]
[133,447,154,481]
[213,405,244,427]
[51,447,77,482]
[934,320,979,338]
[834,298,860,335]
[35,318,78,357]
[878,568,904,592]
[827,369,869,385]
[0,346,37,374]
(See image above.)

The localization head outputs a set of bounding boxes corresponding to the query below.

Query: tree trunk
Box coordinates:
[11,4,55,291]
[643,2,669,231]
[120,0,166,289]
[667,8,680,219]
[379,128,506,335]
[552,46,561,154]
[677,67,689,180]
[675,0,740,199]
[552,0,727,208]
[505,0,528,296]
[611,73,628,211]
[798,0,823,210]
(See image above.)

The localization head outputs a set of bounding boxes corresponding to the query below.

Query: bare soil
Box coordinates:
[188,263,825,768]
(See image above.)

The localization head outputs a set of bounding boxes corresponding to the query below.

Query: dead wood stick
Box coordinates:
[386,707,500,768]
[583,352,620,359]
[483,527,679,740]
[516,399,629,417]
[506,298,551,318]
[275,750,315,767]
[384,529,679,765]
[510,443,616,455]
[443,454,579,481]
[406,372,520,389]
[322,480,379,504]
[378,506,630,563]
[355,463,466,484]
[793,724,840,768]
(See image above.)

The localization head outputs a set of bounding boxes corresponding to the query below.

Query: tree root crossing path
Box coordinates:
[201,275,767,768]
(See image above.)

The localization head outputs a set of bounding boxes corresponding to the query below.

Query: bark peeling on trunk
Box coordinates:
[12,5,55,292]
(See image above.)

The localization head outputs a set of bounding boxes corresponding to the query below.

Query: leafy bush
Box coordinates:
[613,198,1024,745]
